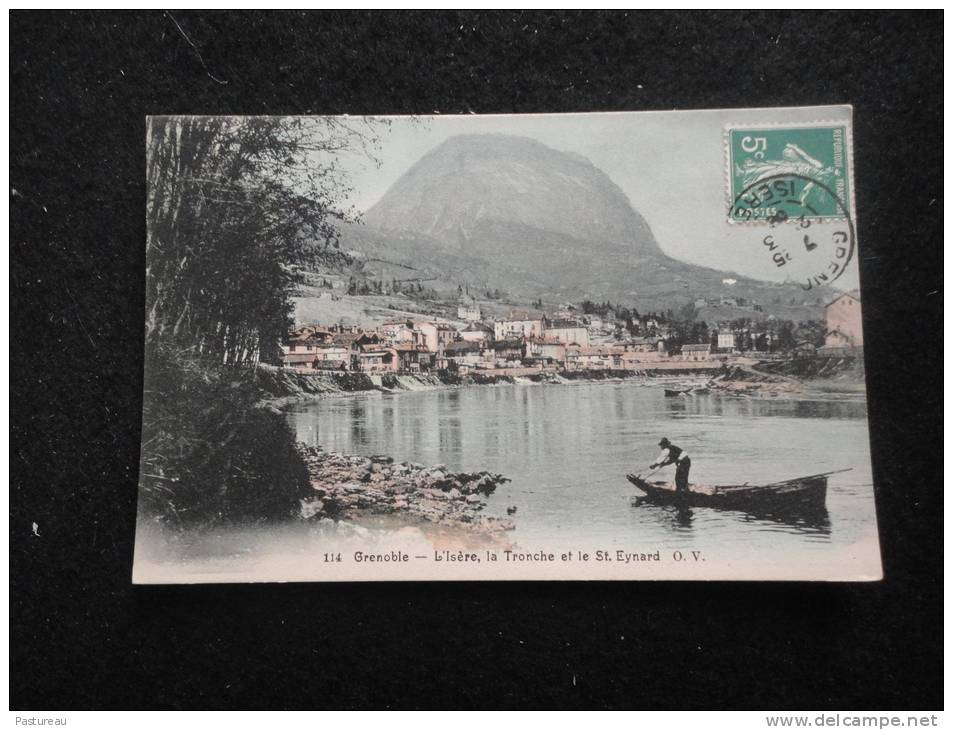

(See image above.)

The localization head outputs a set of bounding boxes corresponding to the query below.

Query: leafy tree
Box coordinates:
[777,321,797,351]
[145,115,382,367]
[141,115,385,524]
[796,320,827,348]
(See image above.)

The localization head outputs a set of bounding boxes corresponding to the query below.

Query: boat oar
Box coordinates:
[764,468,853,487]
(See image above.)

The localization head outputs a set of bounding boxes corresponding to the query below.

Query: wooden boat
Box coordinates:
[664,385,708,397]
[626,470,846,511]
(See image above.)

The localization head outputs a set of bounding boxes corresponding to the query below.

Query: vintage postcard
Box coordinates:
[133,106,881,583]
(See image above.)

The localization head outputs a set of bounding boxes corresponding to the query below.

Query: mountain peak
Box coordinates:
[364,134,661,256]
[344,134,817,315]
[424,133,591,163]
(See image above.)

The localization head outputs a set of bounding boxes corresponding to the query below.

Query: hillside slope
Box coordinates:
[338,134,818,315]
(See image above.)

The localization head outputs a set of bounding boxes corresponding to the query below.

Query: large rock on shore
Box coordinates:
[297,445,513,534]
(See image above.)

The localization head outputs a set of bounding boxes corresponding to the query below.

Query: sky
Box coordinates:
[326,105,858,291]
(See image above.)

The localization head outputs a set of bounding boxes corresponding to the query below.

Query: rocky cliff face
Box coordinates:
[342,134,815,313]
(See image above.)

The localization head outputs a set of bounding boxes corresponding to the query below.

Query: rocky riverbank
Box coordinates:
[256,364,685,408]
[254,366,461,408]
[297,445,515,536]
[708,359,866,400]
[707,365,803,398]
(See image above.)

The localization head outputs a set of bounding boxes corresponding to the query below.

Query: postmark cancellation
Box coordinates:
[727,123,852,224]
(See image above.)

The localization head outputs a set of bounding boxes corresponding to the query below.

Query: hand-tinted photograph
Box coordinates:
[133,107,880,583]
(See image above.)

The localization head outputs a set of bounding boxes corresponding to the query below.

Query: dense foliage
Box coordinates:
[138,356,311,524]
[140,116,384,524]
[145,116,379,366]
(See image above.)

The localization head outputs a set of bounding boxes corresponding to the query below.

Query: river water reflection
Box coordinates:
[288,381,878,561]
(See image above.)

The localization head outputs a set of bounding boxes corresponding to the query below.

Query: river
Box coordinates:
[133,380,881,582]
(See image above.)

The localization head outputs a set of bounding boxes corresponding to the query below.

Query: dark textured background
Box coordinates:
[10,11,942,709]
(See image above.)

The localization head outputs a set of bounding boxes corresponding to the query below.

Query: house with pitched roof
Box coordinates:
[679,343,713,361]
[526,337,567,366]
[819,291,863,355]
[491,338,526,366]
[544,318,590,347]
[459,321,494,344]
[357,347,399,373]
[493,310,546,341]
[392,344,433,372]
[413,321,458,353]
[379,320,414,346]
[443,340,484,368]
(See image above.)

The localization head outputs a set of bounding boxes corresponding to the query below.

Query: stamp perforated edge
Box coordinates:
[723,119,857,226]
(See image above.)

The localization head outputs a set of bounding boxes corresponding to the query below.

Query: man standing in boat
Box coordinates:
[650,437,692,493]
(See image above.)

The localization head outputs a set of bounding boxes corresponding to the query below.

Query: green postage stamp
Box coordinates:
[727,124,852,223]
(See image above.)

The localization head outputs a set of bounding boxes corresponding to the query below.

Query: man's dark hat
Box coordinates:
[659,437,670,446]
